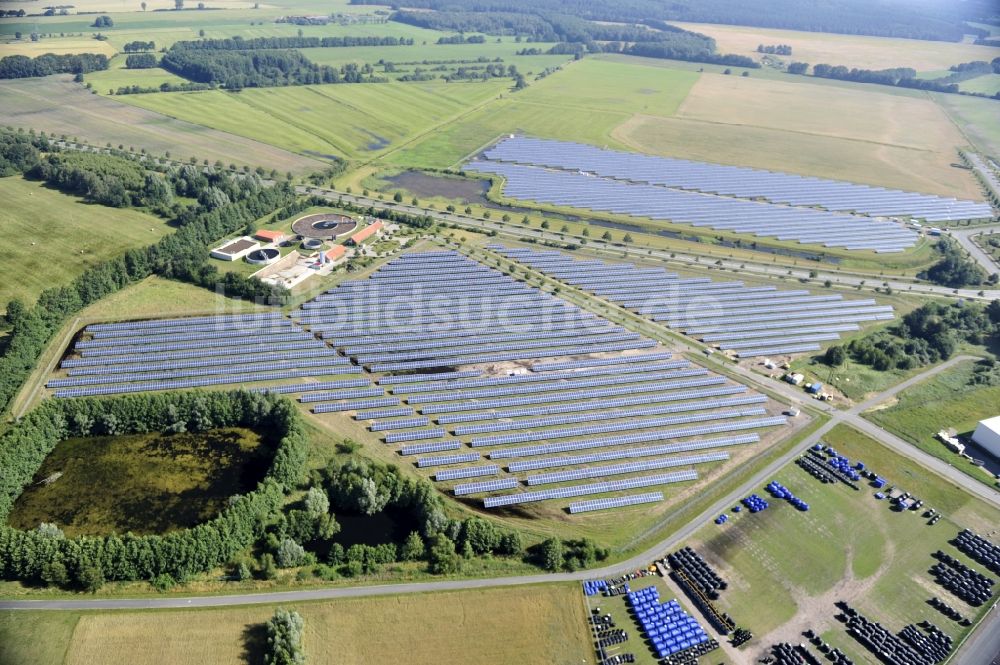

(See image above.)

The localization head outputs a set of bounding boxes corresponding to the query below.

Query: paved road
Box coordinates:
[950,224,1000,276]
[304,187,1000,301]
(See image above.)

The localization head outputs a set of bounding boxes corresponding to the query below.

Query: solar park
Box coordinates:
[492,246,895,359]
[45,249,794,515]
[290,249,791,514]
[464,137,996,253]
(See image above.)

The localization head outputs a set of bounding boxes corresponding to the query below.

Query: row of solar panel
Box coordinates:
[480,470,699,507]
[85,312,283,333]
[451,395,767,435]
[62,340,328,368]
[525,451,730,486]
[366,339,658,372]
[53,368,346,398]
[89,319,297,339]
[568,492,664,514]
[76,326,299,348]
[419,376,729,414]
[66,349,340,376]
[389,361,690,395]
[531,352,672,372]
[77,333,325,356]
[433,385,749,425]
[415,453,479,468]
[486,417,787,459]
[48,358,352,388]
[435,464,500,481]
[378,370,483,385]
[506,434,760,472]
[311,397,400,413]
[469,407,767,448]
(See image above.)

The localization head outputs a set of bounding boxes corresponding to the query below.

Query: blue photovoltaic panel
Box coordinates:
[453,477,520,496]
[378,370,482,385]
[312,397,400,413]
[399,440,463,456]
[298,387,385,403]
[482,470,698,508]
[385,428,446,444]
[531,352,673,372]
[525,451,729,485]
[415,453,480,468]
[507,434,759,472]
[569,492,664,514]
[370,417,431,431]
[434,465,501,481]
[355,407,414,420]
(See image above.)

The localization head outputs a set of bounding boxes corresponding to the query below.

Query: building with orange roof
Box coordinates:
[325,245,346,262]
[254,229,287,243]
[346,220,383,246]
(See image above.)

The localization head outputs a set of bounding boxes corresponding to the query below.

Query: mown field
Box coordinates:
[669,21,1000,72]
[0,177,172,314]
[612,65,983,199]
[0,77,325,173]
[26,584,592,665]
[864,359,1000,487]
[8,428,269,536]
[683,423,1000,657]
[117,79,510,161]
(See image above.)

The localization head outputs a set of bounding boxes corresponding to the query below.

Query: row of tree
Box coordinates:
[437,34,487,44]
[355,0,985,42]
[0,390,308,589]
[0,53,108,79]
[787,62,964,94]
[170,35,414,50]
[123,41,156,53]
[823,299,1000,372]
[160,49,385,87]
[124,53,159,69]
[757,44,792,55]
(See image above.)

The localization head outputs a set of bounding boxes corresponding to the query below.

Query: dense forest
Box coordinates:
[351,0,994,42]
[170,35,414,50]
[923,237,993,288]
[124,54,158,69]
[0,391,307,589]
[0,53,108,79]
[823,300,1000,372]
[160,49,383,87]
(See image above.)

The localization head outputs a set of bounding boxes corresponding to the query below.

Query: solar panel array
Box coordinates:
[494,246,894,358]
[480,135,993,225]
[286,250,789,511]
[569,492,664,514]
[48,312,388,399]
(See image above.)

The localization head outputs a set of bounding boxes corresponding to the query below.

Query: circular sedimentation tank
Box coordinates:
[292,213,357,240]
[246,248,280,265]
[301,238,324,250]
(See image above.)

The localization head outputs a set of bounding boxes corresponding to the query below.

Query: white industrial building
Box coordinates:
[971,416,1000,458]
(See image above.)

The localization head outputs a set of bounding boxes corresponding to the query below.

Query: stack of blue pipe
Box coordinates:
[741,493,769,513]
[827,455,861,481]
[765,480,810,511]
[625,586,709,658]
[582,579,608,596]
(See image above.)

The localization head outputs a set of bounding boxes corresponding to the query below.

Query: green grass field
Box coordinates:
[116,79,509,161]
[8,428,269,536]
[864,359,1000,487]
[0,177,172,314]
[683,423,1000,655]
[16,584,591,665]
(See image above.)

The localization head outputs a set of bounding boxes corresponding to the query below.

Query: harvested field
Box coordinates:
[0,76,324,173]
[614,73,981,198]
[669,22,1000,72]
[0,36,116,57]
[63,585,592,665]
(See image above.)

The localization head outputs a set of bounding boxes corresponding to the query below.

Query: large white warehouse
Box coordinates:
[971,416,1000,458]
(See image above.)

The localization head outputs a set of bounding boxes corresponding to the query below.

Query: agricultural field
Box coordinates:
[385,58,699,169]
[0,611,78,665]
[612,68,983,198]
[864,359,1000,487]
[0,177,172,314]
[0,77,325,173]
[680,424,1000,657]
[27,584,592,665]
[669,22,1000,72]
[0,35,116,57]
[935,92,1000,157]
[8,427,271,536]
[117,79,510,161]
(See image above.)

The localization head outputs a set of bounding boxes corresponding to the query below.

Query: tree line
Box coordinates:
[757,44,792,55]
[125,53,159,69]
[123,41,156,53]
[352,0,986,42]
[170,35,414,50]
[823,299,1000,372]
[160,49,385,88]
[0,53,108,79]
[787,62,967,95]
[0,390,307,590]
[437,34,487,44]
